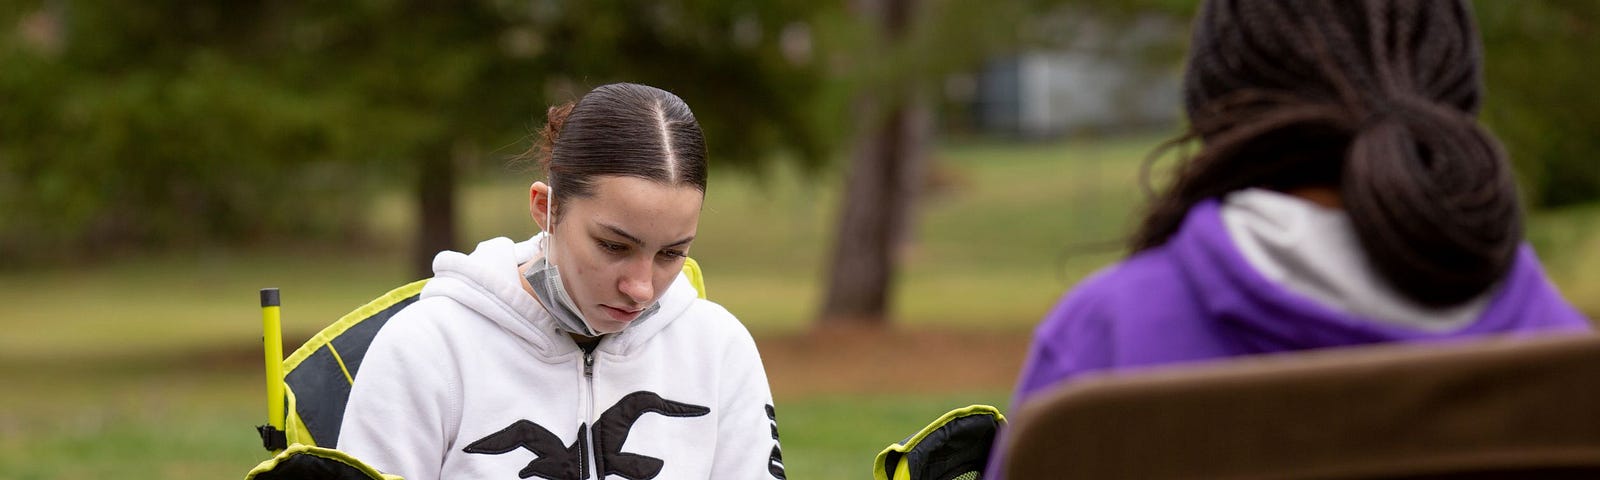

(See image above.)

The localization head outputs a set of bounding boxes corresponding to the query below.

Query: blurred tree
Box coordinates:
[1474,1,1600,209]
[0,1,833,275]
[817,0,928,328]
[816,0,1034,327]
[0,1,376,263]
[296,0,835,277]
[273,1,549,278]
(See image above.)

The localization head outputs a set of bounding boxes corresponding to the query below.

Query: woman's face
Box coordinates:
[532,176,703,334]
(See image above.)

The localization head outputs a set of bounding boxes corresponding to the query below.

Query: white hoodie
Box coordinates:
[338,235,785,480]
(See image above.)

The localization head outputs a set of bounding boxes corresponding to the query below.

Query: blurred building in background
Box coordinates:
[968,50,1179,138]
[950,15,1182,139]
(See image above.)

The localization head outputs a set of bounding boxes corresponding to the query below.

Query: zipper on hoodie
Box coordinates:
[582,347,600,479]
[584,350,595,377]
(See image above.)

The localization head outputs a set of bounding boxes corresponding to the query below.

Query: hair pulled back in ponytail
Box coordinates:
[1135,0,1521,307]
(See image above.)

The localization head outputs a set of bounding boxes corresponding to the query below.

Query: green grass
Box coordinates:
[0,364,264,480]
[3,134,1598,478]
[0,360,1005,479]
[0,251,409,360]
[777,391,1012,478]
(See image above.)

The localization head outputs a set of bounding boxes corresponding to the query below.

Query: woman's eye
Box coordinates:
[657,250,687,260]
[598,241,628,254]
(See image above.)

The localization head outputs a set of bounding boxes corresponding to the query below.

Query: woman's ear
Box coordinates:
[530,181,552,232]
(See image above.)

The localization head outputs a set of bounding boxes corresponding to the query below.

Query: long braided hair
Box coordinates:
[1133,0,1521,308]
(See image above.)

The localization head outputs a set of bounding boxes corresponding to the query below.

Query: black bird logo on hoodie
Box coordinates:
[463,391,711,479]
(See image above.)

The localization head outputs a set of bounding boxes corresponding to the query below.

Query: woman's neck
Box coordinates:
[1281,186,1342,209]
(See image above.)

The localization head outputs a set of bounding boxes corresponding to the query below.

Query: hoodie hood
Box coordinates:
[1173,199,1588,351]
[1220,188,1491,332]
[419,234,698,359]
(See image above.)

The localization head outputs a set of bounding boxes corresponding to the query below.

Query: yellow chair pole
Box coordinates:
[261,288,285,453]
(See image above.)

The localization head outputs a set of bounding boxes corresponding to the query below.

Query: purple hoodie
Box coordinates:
[988,200,1591,477]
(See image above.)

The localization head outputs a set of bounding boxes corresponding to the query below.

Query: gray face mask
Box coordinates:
[523,195,660,337]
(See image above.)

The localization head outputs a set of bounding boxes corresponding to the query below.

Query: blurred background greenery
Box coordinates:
[1,1,1596,478]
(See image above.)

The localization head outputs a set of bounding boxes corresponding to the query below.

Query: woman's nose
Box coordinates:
[618,259,653,304]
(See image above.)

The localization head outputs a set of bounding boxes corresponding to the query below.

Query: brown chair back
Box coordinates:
[1002,333,1600,479]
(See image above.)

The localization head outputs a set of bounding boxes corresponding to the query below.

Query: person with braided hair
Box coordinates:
[989,0,1590,475]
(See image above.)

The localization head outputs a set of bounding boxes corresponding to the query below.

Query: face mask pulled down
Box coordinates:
[524,198,659,337]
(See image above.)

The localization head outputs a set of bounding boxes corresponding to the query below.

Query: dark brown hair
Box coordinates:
[529,83,708,210]
[1134,0,1521,307]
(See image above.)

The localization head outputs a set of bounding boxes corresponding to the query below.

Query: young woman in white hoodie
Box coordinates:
[337,83,786,480]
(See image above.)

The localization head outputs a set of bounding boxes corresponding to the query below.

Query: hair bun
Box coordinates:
[537,102,576,171]
[1342,95,1521,306]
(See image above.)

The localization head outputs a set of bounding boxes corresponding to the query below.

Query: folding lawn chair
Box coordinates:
[999,333,1600,479]
[243,258,709,479]
[872,404,1006,480]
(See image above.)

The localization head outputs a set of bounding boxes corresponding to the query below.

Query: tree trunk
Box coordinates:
[819,95,931,327]
[818,0,928,328]
[412,146,457,279]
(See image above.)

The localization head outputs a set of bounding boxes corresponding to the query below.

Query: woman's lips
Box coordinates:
[600,304,643,322]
